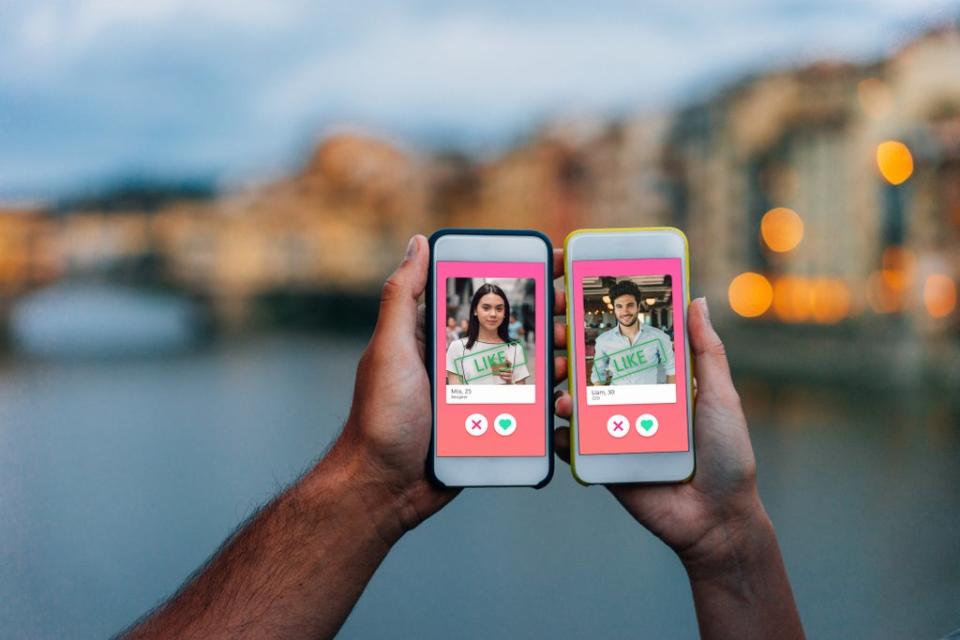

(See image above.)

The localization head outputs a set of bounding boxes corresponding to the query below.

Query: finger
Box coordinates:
[375,235,428,344]
[688,297,739,405]
[553,322,566,349]
[553,248,564,278]
[554,426,571,464]
[415,304,426,363]
[554,391,572,418]
[553,286,566,316]
[553,355,567,383]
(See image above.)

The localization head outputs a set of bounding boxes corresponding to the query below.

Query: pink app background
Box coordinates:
[435,261,547,457]
[573,258,690,455]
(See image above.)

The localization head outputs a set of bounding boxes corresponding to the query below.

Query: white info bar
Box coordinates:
[446,385,536,404]
[587,384,676,406]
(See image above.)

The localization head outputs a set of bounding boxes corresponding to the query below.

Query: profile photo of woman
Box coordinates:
[446,283,530,385]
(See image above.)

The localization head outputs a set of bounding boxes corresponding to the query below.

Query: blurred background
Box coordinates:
[2,1,959,638]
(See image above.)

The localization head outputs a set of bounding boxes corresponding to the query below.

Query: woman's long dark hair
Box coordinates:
[465,283,511,349]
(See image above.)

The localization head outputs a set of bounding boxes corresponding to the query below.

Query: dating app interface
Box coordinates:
[436,261,546,457]
[573,258,690,455]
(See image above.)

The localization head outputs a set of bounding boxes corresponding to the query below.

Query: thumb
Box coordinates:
[688,297,739,405]
[374,234,428,343]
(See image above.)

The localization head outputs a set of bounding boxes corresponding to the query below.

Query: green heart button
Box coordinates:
[640,419,654,431]
[499,418,513,429]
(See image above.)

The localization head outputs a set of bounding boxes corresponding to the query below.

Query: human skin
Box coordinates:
[118,241,802,640]
[118,235,457,639]
[554,293,804,640]
[476,292,505,338]
[475,292,515,383]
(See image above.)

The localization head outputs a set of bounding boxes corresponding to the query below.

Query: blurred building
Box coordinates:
[151,132,429,325]
[438,115,671,246]
[3,26,959,382]
[0,207,60,296]
[665,26,960,383]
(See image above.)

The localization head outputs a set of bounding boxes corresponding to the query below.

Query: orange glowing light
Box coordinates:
[876,141,914,185]
[728,272,773,318]
[810,279,851,324]
[761,207,804,253]
[880,246,915,291]
[923,274,957,318]
[772,276,812,323]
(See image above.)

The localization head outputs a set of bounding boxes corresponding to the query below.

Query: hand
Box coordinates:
[331,234,458,541]
[554,274,802,639]
[554,296,764,569]
[118,235,459,640]
[498,359,514,383]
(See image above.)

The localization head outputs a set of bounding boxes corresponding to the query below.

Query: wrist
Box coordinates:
[679,491,806,639]
[298,437,411,549]
[678,489,776,582]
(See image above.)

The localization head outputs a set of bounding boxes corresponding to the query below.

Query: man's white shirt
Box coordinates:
[590,323,675,385]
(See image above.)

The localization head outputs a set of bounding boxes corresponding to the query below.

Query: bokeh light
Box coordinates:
[810,279,851,324]
[923,274,957,318]
[772,276,811,323]
[880,246,916,291]
[772,276,850,324]
[876,140,914,185]
[761,207,804,253]
[728,272,773,318]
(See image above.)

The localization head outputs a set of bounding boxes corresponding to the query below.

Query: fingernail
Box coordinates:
[553,389,563,401]
[697,297,711,326]
[404,236,418,261]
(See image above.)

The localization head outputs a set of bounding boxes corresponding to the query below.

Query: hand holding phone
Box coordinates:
[554,296,804,638]
[338,234,459,537]
[557,297,760,555]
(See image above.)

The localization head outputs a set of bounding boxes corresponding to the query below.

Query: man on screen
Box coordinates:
[590,280,675,386]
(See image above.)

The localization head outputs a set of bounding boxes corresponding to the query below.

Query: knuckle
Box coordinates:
[705,337,727,358]
[381,277,402,301]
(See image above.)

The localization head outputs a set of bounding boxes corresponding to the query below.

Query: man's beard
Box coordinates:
[618,316,639,329]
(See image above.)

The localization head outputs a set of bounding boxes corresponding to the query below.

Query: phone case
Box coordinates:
[563,227,695,485]
[426,228,555,489]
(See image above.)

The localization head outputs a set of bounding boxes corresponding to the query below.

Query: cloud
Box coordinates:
[1,0,958,200]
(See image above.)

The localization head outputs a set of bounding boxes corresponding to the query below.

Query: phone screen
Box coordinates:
[572,258,690,455]
[435,260,547,457]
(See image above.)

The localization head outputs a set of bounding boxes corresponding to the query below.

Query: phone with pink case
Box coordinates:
[564,228,695,484]
[427,229,554,488]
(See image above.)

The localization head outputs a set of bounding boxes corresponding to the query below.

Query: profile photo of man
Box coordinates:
[590,279,675,386]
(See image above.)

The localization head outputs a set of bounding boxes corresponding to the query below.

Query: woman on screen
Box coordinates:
[446,283,530,385]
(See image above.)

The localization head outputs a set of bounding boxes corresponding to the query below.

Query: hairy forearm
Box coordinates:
[119,442,403,640]
[682,497,805,640]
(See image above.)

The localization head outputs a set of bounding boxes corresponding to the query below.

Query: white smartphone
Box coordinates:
[427,229,553,487]
[564,228,695,484]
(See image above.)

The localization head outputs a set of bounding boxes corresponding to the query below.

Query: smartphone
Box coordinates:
[427,229,553,487]
[564,228,694,484]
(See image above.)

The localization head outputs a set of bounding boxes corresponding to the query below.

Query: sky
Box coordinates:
[1,0,958,202]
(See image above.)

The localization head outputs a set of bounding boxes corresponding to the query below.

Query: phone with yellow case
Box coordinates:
[564,228,695,484]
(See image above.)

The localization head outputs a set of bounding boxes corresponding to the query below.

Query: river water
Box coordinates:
[1,334,958,639]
